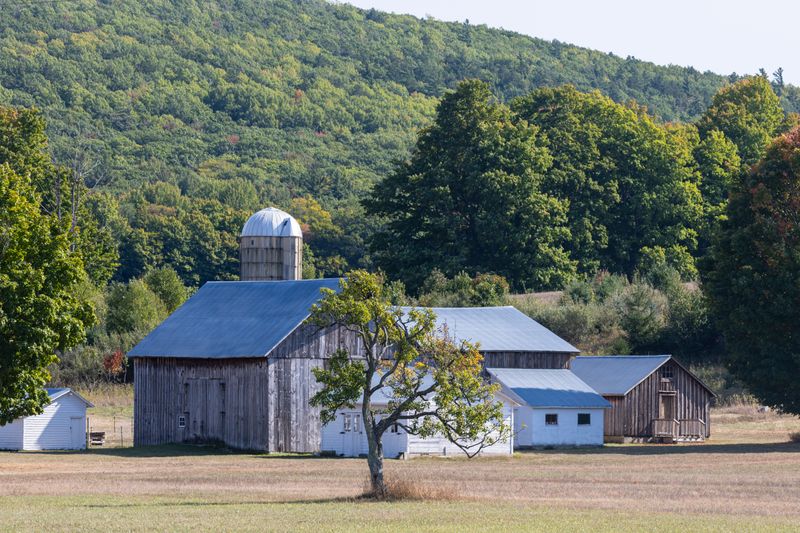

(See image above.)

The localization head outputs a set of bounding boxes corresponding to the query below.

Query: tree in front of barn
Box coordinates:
[701,126,800,414]
[0,163,94,424]
[309,271,509,499]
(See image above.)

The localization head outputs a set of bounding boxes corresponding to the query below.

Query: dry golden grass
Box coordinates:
[1,393,799,531]
[76,384,134,448]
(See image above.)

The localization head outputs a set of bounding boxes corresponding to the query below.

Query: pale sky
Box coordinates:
[342,0,799,85]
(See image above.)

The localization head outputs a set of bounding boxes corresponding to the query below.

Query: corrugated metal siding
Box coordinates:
[128,278,341,358]
[22,394,87,450]
[403,306,578,353]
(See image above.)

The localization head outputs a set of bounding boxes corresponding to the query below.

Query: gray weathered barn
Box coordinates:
[130,278,362,451]
[570,355,715,442]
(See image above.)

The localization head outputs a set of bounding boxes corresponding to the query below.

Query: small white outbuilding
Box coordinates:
[487,368,610,447]
[0,388,93,451]
[321,376,516,458]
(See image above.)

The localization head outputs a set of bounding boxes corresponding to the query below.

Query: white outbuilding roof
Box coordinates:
[241,207,302,237]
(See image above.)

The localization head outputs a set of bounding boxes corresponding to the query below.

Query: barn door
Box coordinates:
[186,378,225,443]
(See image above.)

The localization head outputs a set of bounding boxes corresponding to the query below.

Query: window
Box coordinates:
[353,414,361,433]
[578,413,591,425]
[178,416,186,428]
[661,365,674,379]
[545,414,558,425]
[390,423,400,434]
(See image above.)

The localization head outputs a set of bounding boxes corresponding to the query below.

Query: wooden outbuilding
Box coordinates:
[570,355,715,442]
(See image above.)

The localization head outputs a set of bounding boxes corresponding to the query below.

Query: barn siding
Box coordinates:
[603,362,713,439]
[482,351,574,369]
[134,357,269,451]
[134,324,364,452]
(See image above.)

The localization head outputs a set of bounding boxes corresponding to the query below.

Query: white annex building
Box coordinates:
[488,368,610,447]
[321,375,517,458]
[0,388,93,451]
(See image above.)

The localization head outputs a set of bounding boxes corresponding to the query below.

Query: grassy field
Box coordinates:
[1,392,799,532]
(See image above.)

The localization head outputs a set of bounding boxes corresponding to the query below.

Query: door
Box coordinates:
[186,378,225,443]
[659,394,676,420]
[341,412,362,456]
[69,417,85,449]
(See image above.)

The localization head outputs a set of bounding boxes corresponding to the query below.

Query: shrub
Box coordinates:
[789,432,800,443]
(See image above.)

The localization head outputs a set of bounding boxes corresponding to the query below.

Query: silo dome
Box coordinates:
[241,207,302,238]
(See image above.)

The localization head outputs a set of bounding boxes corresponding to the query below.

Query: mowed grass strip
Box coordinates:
[2,496,800,533]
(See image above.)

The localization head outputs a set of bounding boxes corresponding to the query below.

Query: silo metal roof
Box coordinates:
[241,207,302,237]
[403,306,579,353]
[569,355,672,395]
[487,368,611,408]
[128,278,341,359]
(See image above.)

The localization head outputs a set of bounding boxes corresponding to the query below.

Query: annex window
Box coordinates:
[353,414,361,433]
[577,413,591,425]
[178,415,186,428]
[343,414,352,432]
[390,423,400,434]
[545,414,558,426]
[661,365,674,379]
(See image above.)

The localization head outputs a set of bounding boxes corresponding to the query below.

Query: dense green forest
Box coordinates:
[1,0,799,283]
[2,0,800,410]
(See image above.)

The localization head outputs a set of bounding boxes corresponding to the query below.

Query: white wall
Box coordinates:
[322,400,515,458]
[0,419,24,450]
[22,393,88,451]
[321,410,408,458]
[514,407,604,446]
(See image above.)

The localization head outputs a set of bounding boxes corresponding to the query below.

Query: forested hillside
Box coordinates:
[3,0,800,282]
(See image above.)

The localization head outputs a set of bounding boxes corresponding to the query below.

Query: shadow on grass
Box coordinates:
[21,444,326,459]
[521,441,800,456]
[81,496,371,509]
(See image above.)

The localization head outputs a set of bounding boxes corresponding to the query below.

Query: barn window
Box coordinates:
[661,365,674,379]
[578,413,591,425]
[178,416,186,428]
[545,414,558,425]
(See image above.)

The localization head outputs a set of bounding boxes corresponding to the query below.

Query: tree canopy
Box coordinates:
[701,126,800,414]
[366,80,575,292]
[0,162,94,424]
[309,271,509,498]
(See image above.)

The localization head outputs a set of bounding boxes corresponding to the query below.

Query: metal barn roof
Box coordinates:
[241,207,302,237]
[403,306,578,353]
[569,355,672,396]
[128,278,341,359]
[487,368,611,409]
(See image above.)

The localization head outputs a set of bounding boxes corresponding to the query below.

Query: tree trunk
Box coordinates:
[363,404,388,499]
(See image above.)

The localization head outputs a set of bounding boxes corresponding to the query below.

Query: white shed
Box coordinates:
[321,378,516,458]
[0,388,93,451]
[487,368,610,447]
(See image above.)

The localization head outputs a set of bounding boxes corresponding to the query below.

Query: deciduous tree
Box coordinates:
[309,271,509,498]
[0,164,94,424]
[701,127,800,414]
